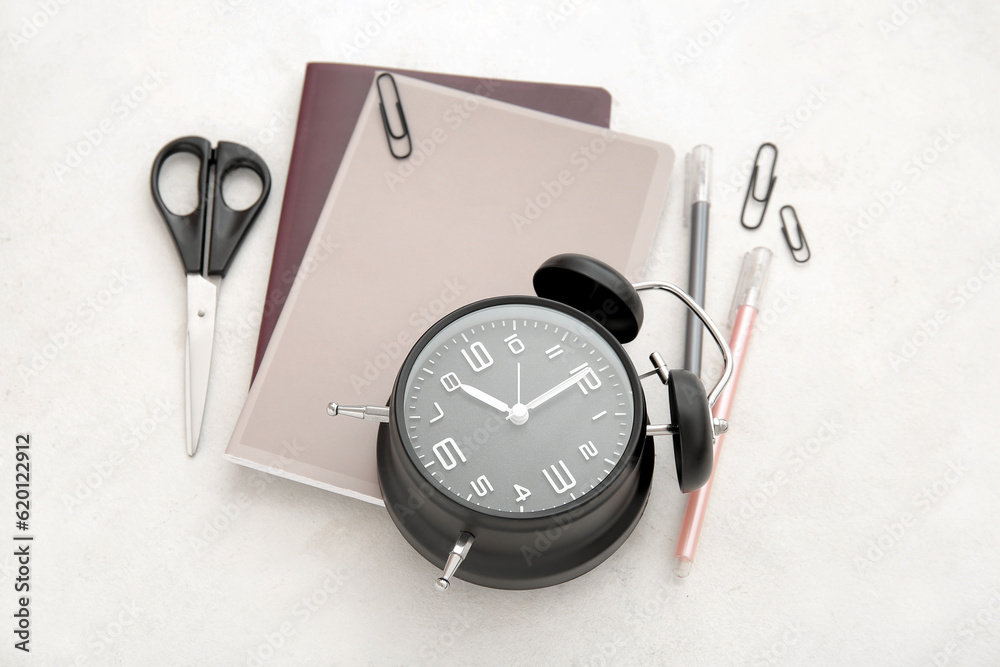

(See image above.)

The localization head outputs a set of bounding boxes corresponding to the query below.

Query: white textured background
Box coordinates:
[2,1,998,665]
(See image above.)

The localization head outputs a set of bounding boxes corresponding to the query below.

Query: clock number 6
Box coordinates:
[432,438,467,470]
[461,341,493,372]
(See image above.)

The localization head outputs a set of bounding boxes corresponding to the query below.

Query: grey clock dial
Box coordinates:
[400,302,636,514]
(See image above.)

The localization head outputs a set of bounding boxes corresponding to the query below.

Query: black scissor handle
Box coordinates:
[150,136,213,274]
[207,141,271,276]
[150,137,271,277]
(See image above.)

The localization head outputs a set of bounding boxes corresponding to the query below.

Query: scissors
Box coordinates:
[150,136,271,456]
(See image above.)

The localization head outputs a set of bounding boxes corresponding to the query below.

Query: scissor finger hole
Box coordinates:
[156,153,201,216]
[221,167,263,212]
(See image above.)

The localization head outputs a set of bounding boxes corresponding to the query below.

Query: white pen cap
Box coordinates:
[728,247,772,324]
[687,145,713,204]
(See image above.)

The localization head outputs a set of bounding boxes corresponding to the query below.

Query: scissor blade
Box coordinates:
[185,274,220,456]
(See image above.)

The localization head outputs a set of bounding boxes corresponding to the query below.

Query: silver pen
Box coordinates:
[684,145,713,375]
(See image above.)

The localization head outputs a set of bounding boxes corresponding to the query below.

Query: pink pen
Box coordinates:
[674,247,772,578]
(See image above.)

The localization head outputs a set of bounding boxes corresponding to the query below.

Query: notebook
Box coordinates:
[252,63,614,380]
[226,74,676,504]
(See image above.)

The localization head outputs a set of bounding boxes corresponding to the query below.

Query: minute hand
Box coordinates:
[524,367,592,412]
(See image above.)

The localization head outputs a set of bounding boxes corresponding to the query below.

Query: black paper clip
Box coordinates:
[779,205,811,263]
[376,73,412,160]
[741,143,778,230]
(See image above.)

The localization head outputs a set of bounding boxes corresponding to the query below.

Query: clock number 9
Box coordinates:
[432,438,467,470]
[461,341,493,372]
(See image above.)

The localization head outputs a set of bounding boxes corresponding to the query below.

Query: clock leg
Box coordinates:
[435,532,475,592]
[326,403,390,423]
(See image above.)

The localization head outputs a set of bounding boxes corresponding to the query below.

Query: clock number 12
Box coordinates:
[571,363,602,395]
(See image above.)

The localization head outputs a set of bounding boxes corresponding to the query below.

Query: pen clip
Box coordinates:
[376,72,412,160]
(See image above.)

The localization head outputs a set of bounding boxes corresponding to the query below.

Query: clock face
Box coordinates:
[396,299,640,515]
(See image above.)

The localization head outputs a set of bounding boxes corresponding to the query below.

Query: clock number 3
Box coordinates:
[543,460,577,494]
[461,341,493,372]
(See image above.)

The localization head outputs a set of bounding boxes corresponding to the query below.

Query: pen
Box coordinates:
[684,145,713,375]
[674,247,772,578]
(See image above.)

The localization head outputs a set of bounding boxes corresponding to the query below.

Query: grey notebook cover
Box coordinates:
[225,74,676,504]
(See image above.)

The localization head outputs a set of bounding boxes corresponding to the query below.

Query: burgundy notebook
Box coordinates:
[252,63,613,380]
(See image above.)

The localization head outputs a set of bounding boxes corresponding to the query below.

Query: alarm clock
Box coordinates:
[328,254,732,590]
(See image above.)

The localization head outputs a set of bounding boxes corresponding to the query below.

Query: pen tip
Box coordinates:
[673,557,693,578]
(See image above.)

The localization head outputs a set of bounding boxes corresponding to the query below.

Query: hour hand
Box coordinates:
[459,382,510,414]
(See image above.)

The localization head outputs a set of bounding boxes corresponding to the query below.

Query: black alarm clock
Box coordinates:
[328,254,732,590]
